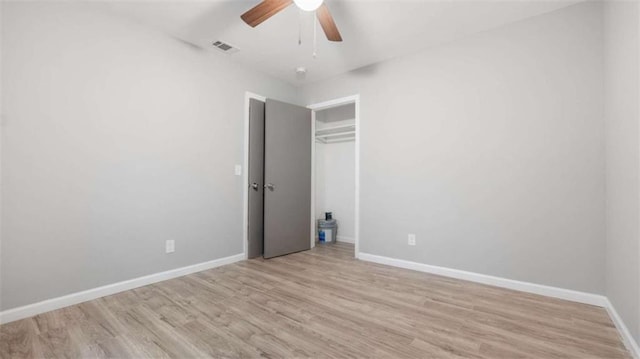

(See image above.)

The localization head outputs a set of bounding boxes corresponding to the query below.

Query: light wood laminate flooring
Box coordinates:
[0,242,631,358]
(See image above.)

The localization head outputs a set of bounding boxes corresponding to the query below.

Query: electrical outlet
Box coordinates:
[408,234,416,246]
[234,165,242,176]
[165,240,175,253]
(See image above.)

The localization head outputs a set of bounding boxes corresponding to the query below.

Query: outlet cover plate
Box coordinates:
[166,240,175,253]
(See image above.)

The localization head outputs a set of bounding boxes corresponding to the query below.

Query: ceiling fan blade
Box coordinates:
[316,3,342,42]
[241,0,293,27]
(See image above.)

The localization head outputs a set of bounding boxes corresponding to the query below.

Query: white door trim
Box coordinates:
[243,92,266,259]
[311,109,317,249]
[308,95,361,258]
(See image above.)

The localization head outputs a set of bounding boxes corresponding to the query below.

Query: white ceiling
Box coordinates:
[103,0,581,86]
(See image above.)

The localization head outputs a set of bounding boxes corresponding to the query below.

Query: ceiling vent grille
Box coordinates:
[212,41,239,54]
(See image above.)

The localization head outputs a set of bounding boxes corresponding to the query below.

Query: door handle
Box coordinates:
[264,183,275,191]
[250,182,259,191]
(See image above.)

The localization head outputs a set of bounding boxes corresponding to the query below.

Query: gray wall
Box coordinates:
[302,2,606,294]
[604,0,640,343]
[0,2,299,310]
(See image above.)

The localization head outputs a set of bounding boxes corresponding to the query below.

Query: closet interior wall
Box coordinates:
[315,104,356,243]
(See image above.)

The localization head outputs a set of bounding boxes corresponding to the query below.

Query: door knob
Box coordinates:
[250,182,259,191]
[265,183,275,191]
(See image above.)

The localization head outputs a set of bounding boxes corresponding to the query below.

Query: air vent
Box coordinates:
[212,40,239,54]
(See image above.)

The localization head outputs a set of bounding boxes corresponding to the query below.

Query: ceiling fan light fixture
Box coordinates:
[294,0,323,12]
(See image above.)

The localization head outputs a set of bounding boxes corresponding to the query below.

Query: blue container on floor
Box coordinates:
[318,219,337,243]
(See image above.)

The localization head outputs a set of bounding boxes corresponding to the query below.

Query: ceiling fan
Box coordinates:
[241,0,342,42]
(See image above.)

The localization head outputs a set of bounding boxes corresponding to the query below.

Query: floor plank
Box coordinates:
[0,242,631,358]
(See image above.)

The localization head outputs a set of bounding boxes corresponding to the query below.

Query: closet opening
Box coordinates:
[310,95,360,258]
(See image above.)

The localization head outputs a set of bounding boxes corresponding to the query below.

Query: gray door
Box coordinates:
[263,99,312,259]
[247,98,265,259]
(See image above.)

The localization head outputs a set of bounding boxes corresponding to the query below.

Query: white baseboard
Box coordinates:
[3,250,638,358]
[0,253,245,325]
[336,235,355,244]
[358,252,607,307]
[604,298,640,358]
[360,250,640,357]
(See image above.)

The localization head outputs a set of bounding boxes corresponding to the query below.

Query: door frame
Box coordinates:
[308,94,361,258]
[242,92,361,259]
[243,91,266,259]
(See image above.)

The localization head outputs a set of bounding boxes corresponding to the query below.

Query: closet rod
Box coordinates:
[325,137,355,144]
[316,131,356,139]
[315,123,355,133]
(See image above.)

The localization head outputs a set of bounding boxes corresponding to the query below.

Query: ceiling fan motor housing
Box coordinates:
[294,0,323,12]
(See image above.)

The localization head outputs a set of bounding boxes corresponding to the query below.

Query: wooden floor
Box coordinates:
[0,242,631,358]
